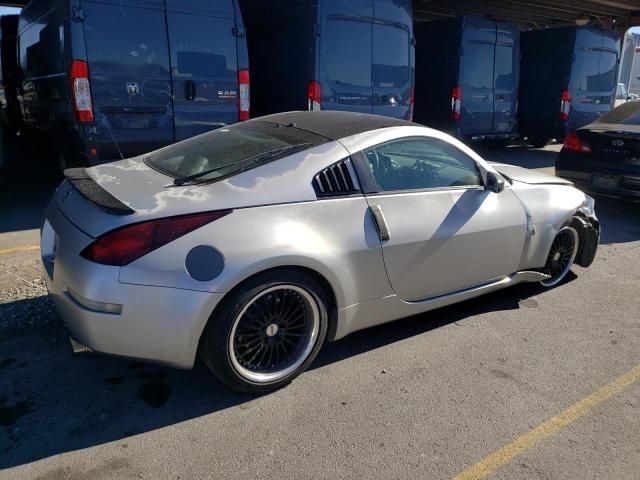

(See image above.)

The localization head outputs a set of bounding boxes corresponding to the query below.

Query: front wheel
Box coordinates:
[199,270,328,393]
[540,226,579,287]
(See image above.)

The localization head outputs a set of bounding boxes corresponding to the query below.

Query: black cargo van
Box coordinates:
[239,0,414,120]
[0,14,21,136]
[413,16,520,142]
[519,27,620,147]
[17,0,249,168]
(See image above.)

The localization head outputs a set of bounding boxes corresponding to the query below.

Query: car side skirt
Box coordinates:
[333,270,549,340]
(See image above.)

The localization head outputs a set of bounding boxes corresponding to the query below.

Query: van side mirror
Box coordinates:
[486,171,505,193]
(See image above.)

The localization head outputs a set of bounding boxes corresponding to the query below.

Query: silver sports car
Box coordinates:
[41,111,599,393]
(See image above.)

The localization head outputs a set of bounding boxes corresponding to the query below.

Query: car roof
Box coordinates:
[255,111,419,141]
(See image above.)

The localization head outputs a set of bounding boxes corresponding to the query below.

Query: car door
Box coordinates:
[358,136,526,301]
[166,0,239,141]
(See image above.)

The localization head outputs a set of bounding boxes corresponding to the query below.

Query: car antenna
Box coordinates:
[100,112,125,161]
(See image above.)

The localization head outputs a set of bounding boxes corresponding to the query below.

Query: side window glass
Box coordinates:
[363,138,482,192]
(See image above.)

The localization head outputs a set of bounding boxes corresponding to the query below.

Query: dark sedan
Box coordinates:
[556,100,640,200]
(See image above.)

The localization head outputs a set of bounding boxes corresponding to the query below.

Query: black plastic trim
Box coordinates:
[64,168,134,215]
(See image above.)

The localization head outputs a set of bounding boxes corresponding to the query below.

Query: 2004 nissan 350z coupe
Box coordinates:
[41,111,600,393]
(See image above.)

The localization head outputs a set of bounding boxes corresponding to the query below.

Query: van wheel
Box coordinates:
[199,270,328,393]
[530,136,551,148]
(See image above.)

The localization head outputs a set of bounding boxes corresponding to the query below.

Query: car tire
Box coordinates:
[199,269,329,393]
[540,226,579,288]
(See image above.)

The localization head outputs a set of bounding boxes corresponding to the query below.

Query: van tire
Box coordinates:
[530,136,551,148]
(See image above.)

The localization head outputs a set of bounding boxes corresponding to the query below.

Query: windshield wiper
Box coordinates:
[172,143,312,186]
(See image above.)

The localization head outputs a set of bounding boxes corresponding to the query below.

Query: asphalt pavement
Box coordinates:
[1,143,639,479]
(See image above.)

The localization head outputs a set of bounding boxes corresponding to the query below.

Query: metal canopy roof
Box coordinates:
[1,0,639,30]
[414,0,640,31]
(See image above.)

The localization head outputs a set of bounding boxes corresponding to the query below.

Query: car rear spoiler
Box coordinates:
[64,168,134,215]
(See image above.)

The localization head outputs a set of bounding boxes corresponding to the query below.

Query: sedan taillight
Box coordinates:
[563,132,591,154]
[81,210,231,266]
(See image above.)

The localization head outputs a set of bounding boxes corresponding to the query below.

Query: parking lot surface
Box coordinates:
[1,144,639,479]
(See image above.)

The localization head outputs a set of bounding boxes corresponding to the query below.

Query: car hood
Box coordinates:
[489,163,572,186]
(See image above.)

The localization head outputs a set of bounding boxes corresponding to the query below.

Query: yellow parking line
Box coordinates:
[453,364,640,480]
[0,245,40,255]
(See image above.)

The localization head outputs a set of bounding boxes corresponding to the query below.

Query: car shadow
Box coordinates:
[0,277,567,469]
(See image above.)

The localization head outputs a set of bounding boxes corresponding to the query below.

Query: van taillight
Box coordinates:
[238,69,250,121]
[560,89,571,121]
[81,210,232,266]
[307,80,322,111]
[451,85,461,121]
[70,60,94,123]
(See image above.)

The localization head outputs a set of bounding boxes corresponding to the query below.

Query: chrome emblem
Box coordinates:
[612,139,624,147]
[126,82,140,96]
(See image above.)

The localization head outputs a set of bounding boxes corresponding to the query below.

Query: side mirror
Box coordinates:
[486,171,505,193]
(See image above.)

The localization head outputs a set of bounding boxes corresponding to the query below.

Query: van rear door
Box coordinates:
[570,29,620,128]
[492,23,518,135]
[166,0,241,141]
[82,0,174,160]
[320,0,373,114]
[460,17,495,136]
[371,0,413,120]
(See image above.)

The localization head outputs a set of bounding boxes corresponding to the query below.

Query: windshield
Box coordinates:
[145,121,328,183]
[597,100,640,125]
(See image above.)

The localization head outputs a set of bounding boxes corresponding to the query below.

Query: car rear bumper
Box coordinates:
[41,200,223,369]
[556,150,640,200]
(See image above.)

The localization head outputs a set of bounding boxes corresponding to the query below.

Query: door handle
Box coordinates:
[185,80,196,101]
[378,94,390,103]
[370,204,390,241]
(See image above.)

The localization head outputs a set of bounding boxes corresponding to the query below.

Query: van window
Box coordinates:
[494,45,514,90]
[145,121,328,182]
[576,48,617,92]
[372,24,410,88]
[463,43,493,89]
[324,19,371,87]
[83,2,170,76]
[170,15,236,79]
[19,18,64,76]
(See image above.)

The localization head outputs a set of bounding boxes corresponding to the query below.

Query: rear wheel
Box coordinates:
[200,270,328,393]
[540,226,579,287]
[530,136,551,149]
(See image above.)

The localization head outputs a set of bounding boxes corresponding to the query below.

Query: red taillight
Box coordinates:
[451,85,461,121]
[238,69,250,121]
[70,60,94,123]
[307,80,322,111]
[560,88,571,121]
[563,131,591,154]
[81,210,232,266]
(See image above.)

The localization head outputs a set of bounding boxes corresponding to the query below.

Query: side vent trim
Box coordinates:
[312,158,361,198]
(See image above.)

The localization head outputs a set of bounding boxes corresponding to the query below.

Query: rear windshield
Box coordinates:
[145,121,328,183]
[596,101,640,125]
